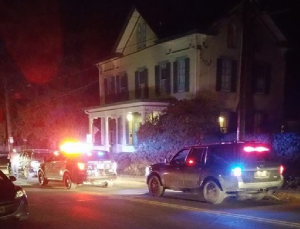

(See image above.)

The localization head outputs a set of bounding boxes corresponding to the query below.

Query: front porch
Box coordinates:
[85,100,170,153]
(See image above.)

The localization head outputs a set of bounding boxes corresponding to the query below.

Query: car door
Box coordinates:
[163,148,190,189]
[51,153,67,180]
[183,147,206,189]
[44,155,55,178]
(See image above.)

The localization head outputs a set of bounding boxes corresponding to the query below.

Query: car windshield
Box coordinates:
[84,150,112,161]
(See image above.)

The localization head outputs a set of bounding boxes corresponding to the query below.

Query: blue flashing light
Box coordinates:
[97,152,105,157]
[231,166,242,176]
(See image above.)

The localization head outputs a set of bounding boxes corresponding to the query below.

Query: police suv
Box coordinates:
[146,142,284,204]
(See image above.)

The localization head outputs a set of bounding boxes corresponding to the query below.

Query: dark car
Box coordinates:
[146,141,284,204]
[0,170,29,221]
[19,149,52,179]
[38,150,117,189]
[0,155,10,176]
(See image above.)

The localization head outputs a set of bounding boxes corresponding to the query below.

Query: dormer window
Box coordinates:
[137,21,146,50]
[227,23,236,48]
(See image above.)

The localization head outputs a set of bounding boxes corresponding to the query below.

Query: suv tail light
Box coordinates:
[280,165,284,175]
[77,162,85,170]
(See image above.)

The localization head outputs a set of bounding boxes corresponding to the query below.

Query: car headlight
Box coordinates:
[145,166,150,177]
[15,189,26,199]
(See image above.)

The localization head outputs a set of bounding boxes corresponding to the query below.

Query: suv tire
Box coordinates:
[148,175,164,197]
[38,171,48,186]
[203,180,225,204]
[64,173,77,190]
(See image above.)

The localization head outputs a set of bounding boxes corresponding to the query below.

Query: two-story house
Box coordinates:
[85,2,286,153]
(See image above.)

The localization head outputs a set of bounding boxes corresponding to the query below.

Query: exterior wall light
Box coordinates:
[127,113,133,121]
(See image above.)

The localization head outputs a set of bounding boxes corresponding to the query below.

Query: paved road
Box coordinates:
[3,177,300,229]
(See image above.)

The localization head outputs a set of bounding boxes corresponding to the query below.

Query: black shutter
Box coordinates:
[252,63,258,94]
[116,75,120,101]
[135,71,140,99]
[185,58,190,92]
[265,64,271,94]
[144,69,149,98]
[104,78,108,103]
[166,62,171,94]
[230,60,237,92]
[155,65,160,96]
[112,77,116,102]
[173,61,178,93]
[124,73,129,100]
[216,58,222,91]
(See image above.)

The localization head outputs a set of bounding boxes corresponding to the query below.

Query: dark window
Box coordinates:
[206,145,235,166]
[187,147,205,163]
[116,74,129,101]
[227,23,236,48]
[137,21,146,50]
[155,62,171,96]
[173,58,190,93]
[252,62,271,94]
[135,69,149,99]
[104,76,116,103]
[216,58,237,92]
[171,149,190,165]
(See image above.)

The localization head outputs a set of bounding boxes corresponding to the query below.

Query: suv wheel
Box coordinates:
[148,175,164,197]
[38,171,48,186]
[64,173,77,190]
[203,180,225,204]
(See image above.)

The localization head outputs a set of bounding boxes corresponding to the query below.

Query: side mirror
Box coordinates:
[9,176,17,181]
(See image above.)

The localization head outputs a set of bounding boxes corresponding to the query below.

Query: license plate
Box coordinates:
[0,207,5,213]
[255,170,269,178]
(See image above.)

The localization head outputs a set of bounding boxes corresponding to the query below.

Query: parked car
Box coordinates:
[0,155,10,176]
[0,169,29,220]
[146,141,284,204]
[38,149,117,189]
[18,149,53,179]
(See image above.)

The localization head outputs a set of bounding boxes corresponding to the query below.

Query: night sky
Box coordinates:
[0,0,299,117]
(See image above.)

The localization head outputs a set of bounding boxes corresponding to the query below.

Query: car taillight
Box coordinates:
[77,162,85,170]
[231,166,242,176]
[243,146,270,152]
[280,165,284,175]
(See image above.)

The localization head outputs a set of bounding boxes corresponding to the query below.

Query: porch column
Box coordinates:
[141,109,146,125]
[122,111,127,145]
[105,116,109,149]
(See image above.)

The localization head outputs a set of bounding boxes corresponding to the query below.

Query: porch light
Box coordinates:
[218,116,224,124]
[127,113,133,121]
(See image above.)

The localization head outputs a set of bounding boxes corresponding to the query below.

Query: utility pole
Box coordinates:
[3,76,13,154]
[237,0,253,141]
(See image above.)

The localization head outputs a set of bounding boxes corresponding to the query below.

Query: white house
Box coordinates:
[85,3,286,153]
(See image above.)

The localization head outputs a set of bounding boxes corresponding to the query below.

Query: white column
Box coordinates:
[122,111,127,145]
[141,110,146,125]
[105,116,110,150]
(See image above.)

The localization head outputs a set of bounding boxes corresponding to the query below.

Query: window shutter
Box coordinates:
[112,77,116,102]
[185,58,190,92]
[216,58,222,91]
[144,69,149,98]
[265,65,271,94]
[116,75,120,101]
[173,61,178,93]
[155,65,160,96]
[230,60,237,92]
[228,111,237,133]
[135,71,140,99]
[252,63,258,94]
[166,62,171,94]
[124,73,129,100]
[104,78,108,103]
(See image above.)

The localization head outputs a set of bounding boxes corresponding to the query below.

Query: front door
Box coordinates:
[183,147,206,189]
[164,149,190,189]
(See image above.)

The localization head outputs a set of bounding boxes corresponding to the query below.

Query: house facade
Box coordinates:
[85,5,286,153]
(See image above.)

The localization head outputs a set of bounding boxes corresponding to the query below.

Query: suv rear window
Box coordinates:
[206,145,236,166]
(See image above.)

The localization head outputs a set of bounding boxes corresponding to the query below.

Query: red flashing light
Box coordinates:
[77,162,85,170]
[187,159,195,165]
[280,165,284,175]
[243,146,270,153]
